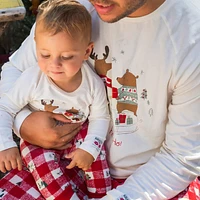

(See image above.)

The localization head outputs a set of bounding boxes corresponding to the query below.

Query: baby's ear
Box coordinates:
[84,42,94,60]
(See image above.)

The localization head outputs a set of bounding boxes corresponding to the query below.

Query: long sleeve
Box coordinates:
[78,77,110,160]
[0,68,37,151]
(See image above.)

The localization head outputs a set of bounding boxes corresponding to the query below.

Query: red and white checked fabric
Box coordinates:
[0,161,87,200]
[13,122,111,200]
[0,168,44,200]
[20,141,84,200]
[84,148,111,198]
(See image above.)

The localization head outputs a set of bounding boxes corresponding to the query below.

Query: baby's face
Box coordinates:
[35,23,93,86]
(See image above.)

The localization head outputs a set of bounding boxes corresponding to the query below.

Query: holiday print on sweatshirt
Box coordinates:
[112,69,140,134]
[90,45,153,135]
[115,69,139,116]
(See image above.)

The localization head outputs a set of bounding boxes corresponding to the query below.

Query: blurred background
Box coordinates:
[0,0,46,67]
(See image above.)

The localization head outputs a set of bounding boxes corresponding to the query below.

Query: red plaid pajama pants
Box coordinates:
[0,123,111,200]
[0,172,199,200]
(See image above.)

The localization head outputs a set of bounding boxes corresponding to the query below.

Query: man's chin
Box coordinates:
[97,13,122,23]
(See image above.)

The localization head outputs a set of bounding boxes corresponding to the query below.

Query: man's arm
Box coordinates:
[20,111,82,150]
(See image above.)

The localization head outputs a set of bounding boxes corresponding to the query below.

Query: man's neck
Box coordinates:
[128,0,166,18]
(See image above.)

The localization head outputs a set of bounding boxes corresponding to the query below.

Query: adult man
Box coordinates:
[0,0,200,199]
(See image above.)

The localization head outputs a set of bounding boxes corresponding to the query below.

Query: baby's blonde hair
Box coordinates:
[36,0,91,43]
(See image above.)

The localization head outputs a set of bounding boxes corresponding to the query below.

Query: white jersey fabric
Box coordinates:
[0,0,200,199]
[0,63,110,161]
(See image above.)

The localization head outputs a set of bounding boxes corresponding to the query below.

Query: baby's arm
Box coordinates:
[0,98,21,174]
[77,77,110,161]
[0,147,22,173]
[66,74,110,171]
[0,91,24,173]
[0,68,37,173]
[66,148,94,171]
[0,69,34,152]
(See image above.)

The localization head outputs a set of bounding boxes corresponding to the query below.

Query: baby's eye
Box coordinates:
[62,56,74,60]
[41,54,50,59]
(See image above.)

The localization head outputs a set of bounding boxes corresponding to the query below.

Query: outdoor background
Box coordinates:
[0,0,37,57]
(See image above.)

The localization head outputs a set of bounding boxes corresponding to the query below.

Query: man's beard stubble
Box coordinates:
[89,0,147,23]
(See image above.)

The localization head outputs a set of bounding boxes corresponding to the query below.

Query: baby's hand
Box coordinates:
[66,148,94,171]
[0,147,22,173]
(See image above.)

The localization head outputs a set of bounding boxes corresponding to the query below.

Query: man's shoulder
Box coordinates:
[162,0,200,54]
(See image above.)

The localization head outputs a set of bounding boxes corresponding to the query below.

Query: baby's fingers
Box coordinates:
[0,161,7,173]
[66,160,76,169]
[17,157,23,171]
[4,160,12,171]
[10,159,18,169]
[82,166,89,171]
[10,157,22,171]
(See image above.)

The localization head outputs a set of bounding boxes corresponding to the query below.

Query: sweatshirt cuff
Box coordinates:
[0,141,17,151]
[79,136,104,160]
[13,107,32,138]
[101,189,131,200]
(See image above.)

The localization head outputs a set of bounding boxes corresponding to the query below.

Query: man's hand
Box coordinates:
[20,111,81,150]
[66,148,94,171]
[0,147,22,173]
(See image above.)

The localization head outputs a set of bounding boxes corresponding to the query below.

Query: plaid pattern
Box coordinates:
[0,162,87,200]
[0,168,44,200]
[84,147,111,198]
[20,141,83,200]
[1,122,111,200]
